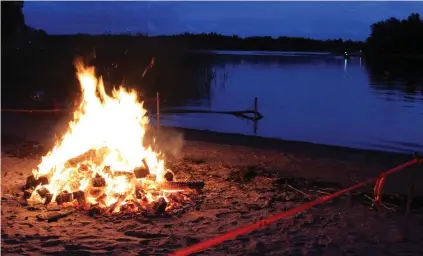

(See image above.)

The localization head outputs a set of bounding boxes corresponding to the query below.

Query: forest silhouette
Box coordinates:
[2,1,423,108]
[3,2,423,55]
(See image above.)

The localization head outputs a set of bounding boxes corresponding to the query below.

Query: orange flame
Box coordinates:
[30,59,172,210]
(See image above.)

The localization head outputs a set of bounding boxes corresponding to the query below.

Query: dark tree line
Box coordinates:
[1,1,46,43]
[2,2,421,56]
[1,1,25,37]
[365,13,423,57]
[156,33,363,53]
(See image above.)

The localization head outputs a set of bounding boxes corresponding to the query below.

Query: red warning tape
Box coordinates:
[170,158,419,256]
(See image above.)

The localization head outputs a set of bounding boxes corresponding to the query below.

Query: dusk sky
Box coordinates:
[24,1,423,40]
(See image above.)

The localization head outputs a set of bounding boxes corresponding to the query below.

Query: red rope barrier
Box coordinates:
[170,159,418,256]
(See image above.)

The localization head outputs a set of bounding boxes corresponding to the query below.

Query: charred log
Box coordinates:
[135,189,144,199]
[159,181,205,191]
[152,197,167,215]
[44,193,53,205]
[91,176,106,187]
[164,171,174,182]
[72,191,86,206]
[47,210,76,222]
[89,204,102,217]
[134,159,151,178]
[113,171,135,179]
[134,167,149,179]
[25,175,37,189]
[64,147,108,168]
[23,189,33,199]
[36,187,50,198]
[89,188,105,198]
[25,175,49,189]
[56,192,73,205]
[109,193,127,213]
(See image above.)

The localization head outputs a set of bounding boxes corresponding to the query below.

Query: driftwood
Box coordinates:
[36,209,76,222]
[159,181,205,191]
[287,184,314,199]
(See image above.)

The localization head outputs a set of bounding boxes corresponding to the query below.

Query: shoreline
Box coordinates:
[1,111,419,168]
[154,125,417,167]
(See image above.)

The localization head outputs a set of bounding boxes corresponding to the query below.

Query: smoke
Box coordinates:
[144,127,185,161]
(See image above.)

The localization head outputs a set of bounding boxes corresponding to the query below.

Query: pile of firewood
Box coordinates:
[23,149,205,216]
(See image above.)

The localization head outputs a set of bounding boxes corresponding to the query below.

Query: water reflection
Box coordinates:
[161,51,423,154]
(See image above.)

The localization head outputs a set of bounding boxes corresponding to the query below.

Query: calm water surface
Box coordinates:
[157,51,423,154]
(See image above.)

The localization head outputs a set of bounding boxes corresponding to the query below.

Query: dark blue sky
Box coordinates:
[24,1,423,40]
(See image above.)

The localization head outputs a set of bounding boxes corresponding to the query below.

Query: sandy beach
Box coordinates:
[2,112,423,255]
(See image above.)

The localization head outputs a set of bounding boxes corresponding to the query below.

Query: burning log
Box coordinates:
[56,192,73,205]
[113,171,135,180]
[134,159,150,179]
[159,181,205,191]
[152,197,167,215]
[78,164,91,173]
[25,175,49,189]
[134,167,149,179]
[36,187,50,198]
[72,191,86,206]
[23,189,33,199]
[97,194,107,206]
[64,147,108,168]
[135,188,144,199]
[89,188,105,199]
[44,193,53,205]
[103,166,112,176]
[109,193,128,213]
[89,204,103,217]
[91,175,106,187]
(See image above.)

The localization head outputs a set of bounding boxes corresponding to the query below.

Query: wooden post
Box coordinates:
[253,97,258,134]
[254,97,258,120]
[156,92,160,130]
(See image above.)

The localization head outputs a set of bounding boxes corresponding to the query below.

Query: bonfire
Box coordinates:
[24,59,204,215]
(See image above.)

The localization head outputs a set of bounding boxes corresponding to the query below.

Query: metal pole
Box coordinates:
[156,92,160,129]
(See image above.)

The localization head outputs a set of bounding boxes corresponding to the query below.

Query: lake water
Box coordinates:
[5,50,422,154]
[154,51,423,154]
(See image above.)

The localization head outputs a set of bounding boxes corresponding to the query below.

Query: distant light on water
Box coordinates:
[344,58,348,72]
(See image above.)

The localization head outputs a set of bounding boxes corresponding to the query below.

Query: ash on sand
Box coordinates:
[2,129,423,255]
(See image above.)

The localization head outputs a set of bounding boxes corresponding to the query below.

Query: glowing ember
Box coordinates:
[26,59,199,214]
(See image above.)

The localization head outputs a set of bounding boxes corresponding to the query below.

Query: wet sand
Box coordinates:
[2,112,423,255]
